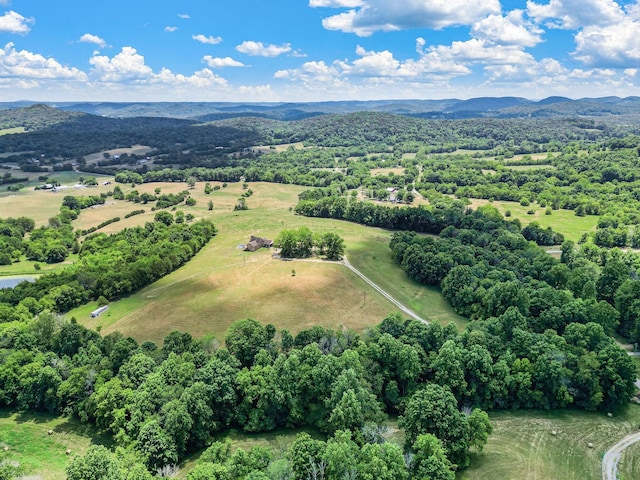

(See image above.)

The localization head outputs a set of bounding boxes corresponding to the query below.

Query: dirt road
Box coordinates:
[602,430,640,480]
[341,256,429,325]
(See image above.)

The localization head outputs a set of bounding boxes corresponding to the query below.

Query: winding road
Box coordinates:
[602,430,640,480]
[601,351,640,480]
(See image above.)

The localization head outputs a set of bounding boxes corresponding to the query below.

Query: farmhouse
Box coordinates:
[244,235,273,252]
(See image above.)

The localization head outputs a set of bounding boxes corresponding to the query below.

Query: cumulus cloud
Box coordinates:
[193,34,222,45]
[573,19,640,67]
[236,41,291,57]
[319,0,501,36]
[89,46,227,88]
[526,0,624,29]
[0,10,33,34]
[79,33,107,49]
[202,55,245,68]
[0,42,87,80]
[164,26,178,32]
[426,38,535,66]
[178,13,190,19]
[90,47,153,82]
[471,10,543,47]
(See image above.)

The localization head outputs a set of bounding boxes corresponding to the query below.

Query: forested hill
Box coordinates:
[2,104,636,160]
[0,105,265,157]
[4,96,640,120]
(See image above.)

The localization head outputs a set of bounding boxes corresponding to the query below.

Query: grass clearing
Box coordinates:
[55,181,464,343]
[0,173,112,225]
[460,406,640,480]
[82,144,153,165]
[3,179,463,343]
[370,167,404,176]
[503,164,556,171]
[0,127,25,135]
[0,409,111,480]
[468,198,597,243]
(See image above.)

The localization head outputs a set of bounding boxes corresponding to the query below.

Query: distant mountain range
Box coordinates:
[3,96,640,121]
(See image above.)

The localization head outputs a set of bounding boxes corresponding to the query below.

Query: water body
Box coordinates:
[0,276,35,289]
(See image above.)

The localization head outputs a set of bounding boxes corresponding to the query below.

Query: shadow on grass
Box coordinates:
[52,419,113,447]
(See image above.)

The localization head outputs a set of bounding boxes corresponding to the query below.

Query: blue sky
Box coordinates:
[2,0,640,102]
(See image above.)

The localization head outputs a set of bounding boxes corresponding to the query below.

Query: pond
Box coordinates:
[0,276,35,289]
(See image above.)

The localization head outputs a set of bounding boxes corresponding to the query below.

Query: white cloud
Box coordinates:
[203,55,245,68]
[309,0,364,6]
[0,10,33,34]
[427,38,535,66]
[89,46,227,88]
[319,0,501,36]
[178,13,190,19]
[79,33,107,49]
[90,47,153,82]
[337,46,401,76]
[164,26,178,32]
[0,42,87,80]
[526,0,624,29]
[236,41,291,57]
[471,10,543,47]
[573,19,640,67]
[193,34,222,45]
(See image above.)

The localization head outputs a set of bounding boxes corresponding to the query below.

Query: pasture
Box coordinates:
[0,127,25,135]
[0,409,110,480]
[56,180,463,343]
[2,404,639,479]
[468,198,598,243]
[460,407,640,480]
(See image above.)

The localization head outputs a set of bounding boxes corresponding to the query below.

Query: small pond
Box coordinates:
[0,276,35,289]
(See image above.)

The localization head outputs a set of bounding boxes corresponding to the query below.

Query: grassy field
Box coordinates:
[0,409,110,479]
[0,127,26,135]
[50,180,464,344]
[460,406,640,480]
[2,404,639,480]
[503,164,556,171]
[468,198,597,243]
[0,171,112,226]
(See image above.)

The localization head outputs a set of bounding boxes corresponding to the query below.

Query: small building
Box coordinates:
[91,305,108,318]
[244,235,273,252]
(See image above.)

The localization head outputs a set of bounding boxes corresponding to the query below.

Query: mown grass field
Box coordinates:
[2,405,638,479]
[0,127,26,135]
[460,407,640,480]
[468,198,598,243]
[0,409,110,480]
[47,180,464,343]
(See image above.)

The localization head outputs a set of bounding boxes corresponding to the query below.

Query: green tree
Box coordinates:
[135,420,178,471]
[410,434,455,480]
[225,319,274,367]
[66,445,122,480]
[154,211,174,226]
[400,384,472,468]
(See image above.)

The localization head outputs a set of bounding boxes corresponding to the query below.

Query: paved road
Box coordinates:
[602,431,640,480]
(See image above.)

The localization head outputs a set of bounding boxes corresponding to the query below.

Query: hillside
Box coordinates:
[4,96,640,121]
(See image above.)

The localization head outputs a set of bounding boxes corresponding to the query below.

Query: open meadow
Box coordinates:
[0,409,110,480]
[40,180,463,343]
[468,198,598,243]
[4,405,637,480]
[460,407,640,480]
